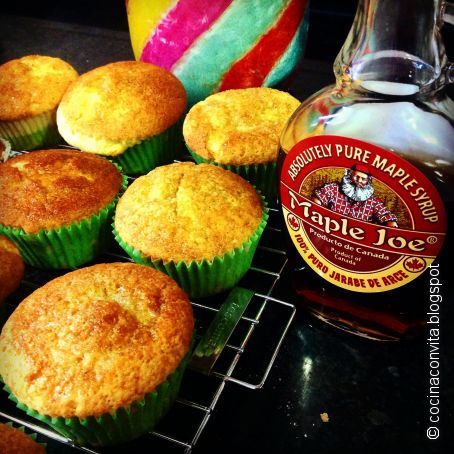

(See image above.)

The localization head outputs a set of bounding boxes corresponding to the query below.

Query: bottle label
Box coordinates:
[280,135,446,292]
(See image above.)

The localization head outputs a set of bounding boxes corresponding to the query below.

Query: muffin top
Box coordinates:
[0,263,194,418]
[0,149,123,234]
[115,162,264,262]
[0,423,45,454]
[0,55,78,121]
[57,61,187,156]
[183,88,300,165]
[0,235,24,303]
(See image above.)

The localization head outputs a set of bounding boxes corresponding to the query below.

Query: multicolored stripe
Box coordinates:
[126,0,176,60]
[127,0,308,104]
[219,0,307,91]
[264,16,309,87]
[171,0,290,103]
[141,0,232,70]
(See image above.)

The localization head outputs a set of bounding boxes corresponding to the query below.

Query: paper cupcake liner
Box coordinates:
[3,350,191,446]
[0,111,61,150]
[187,146,277,199]
[3,422,47,450]
[0,168,128,269]
[113,199,269,298]
[112,120,184,175]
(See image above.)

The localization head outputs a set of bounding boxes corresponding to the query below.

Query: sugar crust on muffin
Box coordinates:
[183,87,300,165]
[0,263,194,418]
[0,55,78,121]
[115,162,263,262]
[57,61,187,156]
[0,149,122,234]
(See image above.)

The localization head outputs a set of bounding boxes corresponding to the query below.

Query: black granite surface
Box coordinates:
[0,12,453,454]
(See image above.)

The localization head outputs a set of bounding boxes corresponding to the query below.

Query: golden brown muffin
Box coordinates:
[0,235,24,303]
[183,87,300,165]
[0,55,78,151]
[0,55,78,121]
[0,423,45,454]
[57,61,187,156]
[0,262,194,418]
[115,162,263,262]
[0,149,122,234]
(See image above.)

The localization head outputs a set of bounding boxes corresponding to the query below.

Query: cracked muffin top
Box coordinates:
[0,149,123,233]
[0,262,194,418]
[0,55,78,121]
[183,87,300,165]
[114,162,264,262]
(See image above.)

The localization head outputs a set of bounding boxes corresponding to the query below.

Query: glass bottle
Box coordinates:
[279,0,454,341]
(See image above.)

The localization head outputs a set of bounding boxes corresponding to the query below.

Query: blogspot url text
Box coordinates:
[426,263,442,441]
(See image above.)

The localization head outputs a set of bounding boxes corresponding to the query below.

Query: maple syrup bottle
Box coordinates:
[279,0,454,340]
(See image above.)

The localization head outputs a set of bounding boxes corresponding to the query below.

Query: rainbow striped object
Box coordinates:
[126,0,309,105]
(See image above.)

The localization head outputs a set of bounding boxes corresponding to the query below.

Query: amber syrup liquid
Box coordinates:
[278,149,453,341]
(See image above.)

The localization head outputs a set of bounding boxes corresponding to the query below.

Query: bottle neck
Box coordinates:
[334,0,447,96]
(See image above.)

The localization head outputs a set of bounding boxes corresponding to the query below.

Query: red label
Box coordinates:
[280,135,446,292]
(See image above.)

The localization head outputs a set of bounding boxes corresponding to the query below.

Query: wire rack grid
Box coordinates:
[0,154,296,453]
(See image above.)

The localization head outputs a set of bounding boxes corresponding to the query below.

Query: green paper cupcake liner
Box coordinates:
[113,198,269,298]
[0,167,128,270]
[2,350,191,447]
[4,422,47,450]
[0,111,61,150]
[112,119,184,175]
[187,146,277,200]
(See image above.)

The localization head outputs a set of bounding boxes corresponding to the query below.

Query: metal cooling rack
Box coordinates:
[0,153,296,453]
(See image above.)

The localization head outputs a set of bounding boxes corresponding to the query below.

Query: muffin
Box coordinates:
[0,262,194,446]
[0,55,78,150]
[0,149,126,269]
[114,162,268,297]
[57,61,187,175]
[183,87,300,198]
[0,423,45,454]
[0,235,24,304]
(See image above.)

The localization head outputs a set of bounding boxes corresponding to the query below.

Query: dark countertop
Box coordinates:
[0,13,453,454]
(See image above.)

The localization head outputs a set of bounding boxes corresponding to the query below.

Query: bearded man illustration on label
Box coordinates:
[313,164,398,227]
